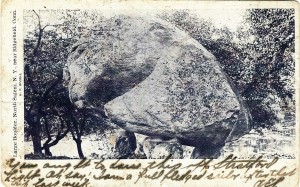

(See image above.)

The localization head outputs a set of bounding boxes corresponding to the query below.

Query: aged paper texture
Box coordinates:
[1,1,300,187]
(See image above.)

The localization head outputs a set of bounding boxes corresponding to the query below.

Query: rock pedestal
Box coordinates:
[143,137,183,159]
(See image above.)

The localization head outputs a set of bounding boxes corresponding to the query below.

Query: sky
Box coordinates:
[24,8,248,35]
[193,9,247,32]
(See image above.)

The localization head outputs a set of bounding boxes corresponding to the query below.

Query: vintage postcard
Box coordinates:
[1,0,299,186]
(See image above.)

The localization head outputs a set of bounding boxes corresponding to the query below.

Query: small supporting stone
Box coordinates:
[134,142,147,159]
[143,136,183,159]
[115,130,137,159]
[190,144,224,159]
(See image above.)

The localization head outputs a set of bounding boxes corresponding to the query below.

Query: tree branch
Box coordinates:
[32,10,48,58]
[41,115,52,149]
[79,113,87,137]
[25,63,39,95]
[42,71,63,100]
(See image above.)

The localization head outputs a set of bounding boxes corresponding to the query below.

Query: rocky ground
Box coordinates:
[221,121,295,159]
[24,121,295,159]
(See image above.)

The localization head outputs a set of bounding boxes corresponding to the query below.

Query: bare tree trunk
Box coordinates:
[69,113,86,159]
[42,126,70,157]
[44,144,52,157]
[26,115,43,155]
[75,139,84,159]
[32,132,42,155]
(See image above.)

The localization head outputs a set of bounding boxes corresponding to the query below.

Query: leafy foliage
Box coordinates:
[24,10,108,157]
[161,9,295,129]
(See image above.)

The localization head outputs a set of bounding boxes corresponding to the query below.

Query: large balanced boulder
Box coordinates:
[66,13,251,154]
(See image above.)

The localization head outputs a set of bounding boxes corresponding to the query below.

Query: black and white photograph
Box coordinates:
[23,8,296,160]
[1,1,300,187]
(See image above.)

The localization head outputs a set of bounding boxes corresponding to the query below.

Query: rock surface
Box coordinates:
[66,13,184,113]
[143,137,183,159]
[191,145,223,159]
[114,129,137,158]
[66,13,251,150]
[134,142,147,159]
